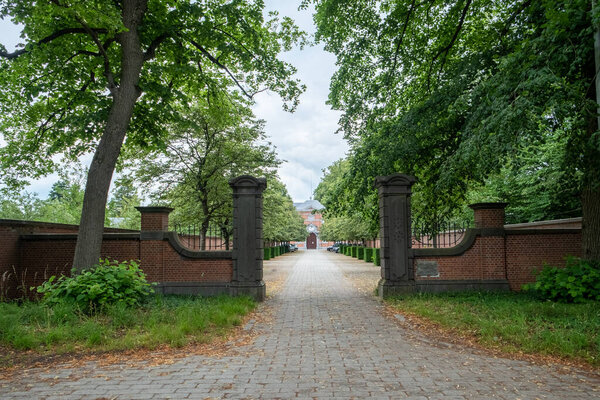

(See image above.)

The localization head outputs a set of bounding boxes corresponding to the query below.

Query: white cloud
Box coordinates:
[255,1,349,201]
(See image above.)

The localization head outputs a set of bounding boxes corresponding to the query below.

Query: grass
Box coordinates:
[0,294,255,365]
[386,291,599,366]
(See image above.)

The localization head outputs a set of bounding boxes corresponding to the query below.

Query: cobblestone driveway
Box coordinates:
[1,250,598,399]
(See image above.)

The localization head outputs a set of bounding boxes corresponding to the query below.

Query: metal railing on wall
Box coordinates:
[411,220,471,249]
[171,224,233,251]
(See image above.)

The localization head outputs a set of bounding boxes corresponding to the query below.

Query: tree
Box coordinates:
[319,214,372,243]
[314,157,379,236]
[0,0,305,270]
[307,0,600,261]
[134,94,279,250]
[106,176,141,230]
[263,178,306,243]
[0,168,86,224]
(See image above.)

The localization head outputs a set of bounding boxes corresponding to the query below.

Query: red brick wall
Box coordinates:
[474,208,505,228]
[1,218,233,299]
[505,232,581,290]
[140,213,169,231]
[18,237,141,294]
[414,230,581,290]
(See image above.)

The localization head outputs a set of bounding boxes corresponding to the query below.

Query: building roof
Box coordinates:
[293,199,325,212]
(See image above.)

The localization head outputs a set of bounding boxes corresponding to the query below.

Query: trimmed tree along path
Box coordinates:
[1,251,599,399]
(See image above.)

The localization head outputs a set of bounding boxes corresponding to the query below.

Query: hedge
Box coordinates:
[357,247,365,259]
[364,248,373,263]
[373,248,381,266]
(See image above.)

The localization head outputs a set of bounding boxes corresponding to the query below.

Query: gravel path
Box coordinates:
[1,250,598,399]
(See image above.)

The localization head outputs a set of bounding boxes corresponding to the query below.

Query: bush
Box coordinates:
[264,247,271,260]
[364,248,373,263]
[523,257,600,303]
[351,246,357,258]
[357,247,364,259]
[373,248,381,266]
[36,259,154,313]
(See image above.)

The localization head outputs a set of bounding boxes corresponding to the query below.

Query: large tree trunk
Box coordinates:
[584,3,600,263]
[72,0,147,271]
[582,183,600,262]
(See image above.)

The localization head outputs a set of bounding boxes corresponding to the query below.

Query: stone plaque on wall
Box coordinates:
[416,260,439,277]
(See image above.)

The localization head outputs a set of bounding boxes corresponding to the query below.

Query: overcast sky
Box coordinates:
[0,1,348,202]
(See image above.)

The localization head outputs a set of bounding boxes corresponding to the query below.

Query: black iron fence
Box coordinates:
[411,220,471,249]
[171,224,232,251]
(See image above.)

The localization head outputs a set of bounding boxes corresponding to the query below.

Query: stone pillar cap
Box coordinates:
[135,206,174,214]
[374,173,417,188]
[468,202,508,210]
[229,175,267,190]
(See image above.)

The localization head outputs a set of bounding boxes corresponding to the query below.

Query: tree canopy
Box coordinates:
[134,92,280,248]
[263,178,307,243]
[0,0,306,269]
[308,0,600,259]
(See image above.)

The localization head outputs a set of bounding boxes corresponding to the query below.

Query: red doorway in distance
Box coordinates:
[306,233,317,249]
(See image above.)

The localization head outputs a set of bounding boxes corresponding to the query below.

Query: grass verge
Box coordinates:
[0,294,255,367]
[386,291,599,366]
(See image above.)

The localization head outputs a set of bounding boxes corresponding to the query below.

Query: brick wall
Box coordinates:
[0,217,233,300]
[505,231,581,290]
[412,206,582,291]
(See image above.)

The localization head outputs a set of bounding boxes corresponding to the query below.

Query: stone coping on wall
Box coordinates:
[0,218,138,233]
[504,217,582,229]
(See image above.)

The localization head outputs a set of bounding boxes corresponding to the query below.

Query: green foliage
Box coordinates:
[135,95,280,247]
[357,247,364,259]
[373,248,381,266]
[0,0,305,190]
[523,258,600,303]
[0,295,254,357]
[386,291,599,365]
[36,259,154,313]
[308,0,597,232]
[319,214,373,242]
[263,178,307,242]
[0,169,141,230]
[364,248,373,263]
[264,247,271,260]
[351,246,357,258]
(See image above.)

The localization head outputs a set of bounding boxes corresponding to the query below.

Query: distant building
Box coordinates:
[292,200,332,250]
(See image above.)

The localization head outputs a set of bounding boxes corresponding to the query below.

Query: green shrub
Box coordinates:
[364,248,373,263]
[357,247,364,259]
[351,246,358,258]
[373,248,381,266]
[36,259,154,313]
[523,257,600,303]
[264,247,271,260]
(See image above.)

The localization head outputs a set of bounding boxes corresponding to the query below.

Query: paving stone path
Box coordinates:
[1,250,599,399]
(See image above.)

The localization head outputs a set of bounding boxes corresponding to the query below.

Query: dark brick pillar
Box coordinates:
[136,206,173,283]
[375,173,417,297]
[469,202,508,281]
[470,202,507,229]
[229,175,267,301]
[136,206,173,232]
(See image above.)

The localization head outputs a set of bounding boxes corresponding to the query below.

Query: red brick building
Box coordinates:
[291,200,333,250]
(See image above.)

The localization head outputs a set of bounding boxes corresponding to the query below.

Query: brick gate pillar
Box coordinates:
[229,175,267,301]
[469,202,508,281]
[136,206,174,283]
[375,173,417,297]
